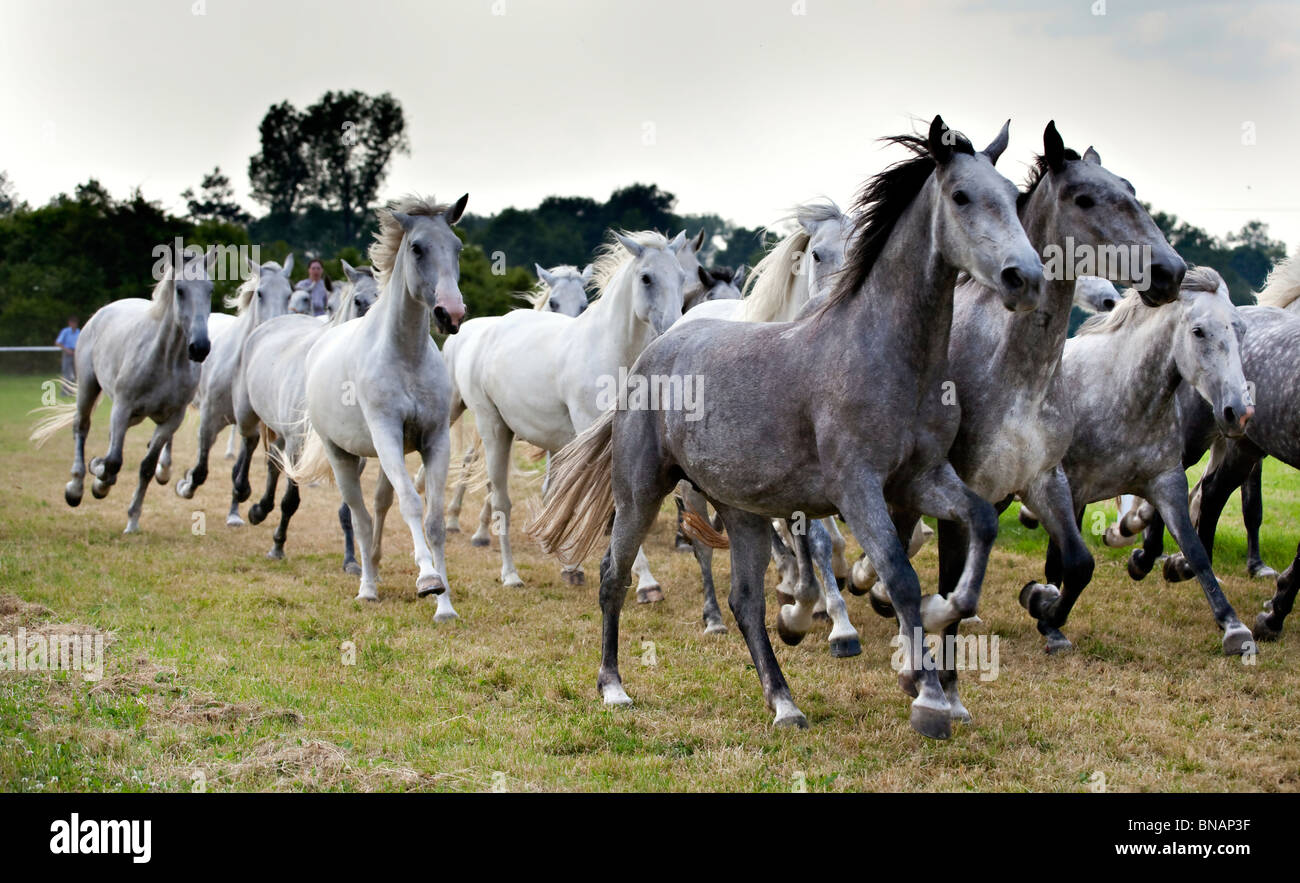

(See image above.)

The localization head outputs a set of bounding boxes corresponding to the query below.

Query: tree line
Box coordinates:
[0,90,1288,347]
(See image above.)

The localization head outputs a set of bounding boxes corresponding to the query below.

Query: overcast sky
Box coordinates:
[2,0,1297,251]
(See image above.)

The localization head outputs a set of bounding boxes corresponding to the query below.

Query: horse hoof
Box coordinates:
[868,590,896,619]
[433,610,459,624]
[226,514,245,528]
[1043,629,1073,654]
[948,696,973,724]
[703,620,728,636]
[154,470,169,486]
[910,700,953,740]
[1162,555,1192,582]
[445,522,460,534]
[1019,580,1059,619]
[1250,564,1279,581]
[919,594,957,632]
[417,574,446,597]
[123,521,140,535]
[1104,525,1137,548]
[561,570,585,586]
[342,559,362,576]
[848,560,876,596]
[470,536,491,548]
[1127,551,1153,581]
[601,682,633,706]
[1222,623,1254,656]
[355,588,380,603]
[266,547,285,561]
[636,586,664,604]
[776,608,807,646]
[64,484,82,507]
[811,609,831,624]
[91,480,110,499]
[1253,612,1282,642]
[248,504,269,525]
[773,708,809,729]
[829,635,861,658]
[176,479,195,500]
[502,573,524,588]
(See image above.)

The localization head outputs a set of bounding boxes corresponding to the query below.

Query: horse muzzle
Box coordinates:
[433,306,461,335]
[1218,403,1254,439]
[188,337,211,363]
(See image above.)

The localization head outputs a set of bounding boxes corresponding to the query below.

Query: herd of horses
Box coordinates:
[29,116,1300,742]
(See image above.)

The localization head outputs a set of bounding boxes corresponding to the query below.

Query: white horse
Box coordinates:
[444,230,687,592]
[528,263,594,316]
[233,261,379,566]
[175,256,294,527]
[31,247,215,533]
[285,195,467,622]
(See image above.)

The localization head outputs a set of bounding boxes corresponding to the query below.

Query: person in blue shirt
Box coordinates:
[295,259,332,317]
[55,315,79,390]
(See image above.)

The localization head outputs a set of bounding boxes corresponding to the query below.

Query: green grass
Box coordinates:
[1,373,1297,791]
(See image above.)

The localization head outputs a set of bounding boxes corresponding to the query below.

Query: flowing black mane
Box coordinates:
[826,131,972,307]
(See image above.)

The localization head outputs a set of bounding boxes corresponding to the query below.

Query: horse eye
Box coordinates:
[640,273,652,285]
[549,301,559,311]
[1075,194,1095,209]
[1192,326,1205,338]
[811,251,822,263]
[411,243,423,257]
[952,190,970,206]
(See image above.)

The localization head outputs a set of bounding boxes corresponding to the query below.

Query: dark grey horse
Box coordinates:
[1132,303,1300,640]
[530,117,1044,740]
[859,123,1186,706]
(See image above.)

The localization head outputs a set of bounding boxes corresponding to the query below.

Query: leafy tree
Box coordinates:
[0,171,24,215]
[182,166,250,225]
[248,100,308,216]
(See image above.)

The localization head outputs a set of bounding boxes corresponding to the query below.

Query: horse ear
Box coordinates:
[697,266,713,289]
[341,259,364,283]
[580,263,594,284]
[204,246,218,275]
[615,232,645,258]
[391,211,416,233]
[447,193,469,225]
[691,229,705,252]
[535,263,556,287]
[733,265,747,289]
[928,115,954,166]
[1043,120,1067,173]
[1083,145,1102,165]
[281,253,294,277]
[982,119,1010,165]
[244,256,261,279]
[668,230,687,254]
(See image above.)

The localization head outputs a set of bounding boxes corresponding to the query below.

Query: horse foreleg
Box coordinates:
[681,486,725,633]
[176,401,220,500]
[90,400,132,499]
[421,431,458,622]
[124,415,182,533]
[836,475,951,739]
[1016,467,1095,654]
[1166,444,1255,583]
[155,439,172,485]
[1147,471,1253,655]
[1256,539,1300,641]
[370,422,442,597]
[338,500,361,575]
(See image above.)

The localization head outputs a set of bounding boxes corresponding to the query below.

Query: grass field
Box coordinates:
[1,370,1297,792]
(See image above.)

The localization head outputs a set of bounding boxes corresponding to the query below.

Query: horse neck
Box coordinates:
[147,281,191,366]
[371,256,431,361]
[1079,308,1183,421]
[823,183,958,383]
[579,261,654,366]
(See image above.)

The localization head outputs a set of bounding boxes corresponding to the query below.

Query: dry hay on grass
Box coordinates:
[223,738,468,791]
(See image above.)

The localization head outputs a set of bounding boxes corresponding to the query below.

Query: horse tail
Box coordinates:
[282,422,334,486]
[676,488,730,549]
[525,409,616,566]
[450,418,489,493]
[28,380,83,448]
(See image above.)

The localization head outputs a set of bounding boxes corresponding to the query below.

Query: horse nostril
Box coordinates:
[1223,406,1236,426]
[1102,299,1116,311]
[1001,267,1024,290]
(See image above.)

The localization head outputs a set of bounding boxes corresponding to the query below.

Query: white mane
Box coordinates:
[740,200,844,323]
[1256,245,1300,309]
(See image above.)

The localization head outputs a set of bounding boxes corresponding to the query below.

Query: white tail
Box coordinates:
[28,380,86,448]
[282,424,335,486]
[525,409,616,567]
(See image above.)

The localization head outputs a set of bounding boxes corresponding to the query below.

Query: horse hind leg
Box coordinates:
[331,449,379,601]
[371,468,394,567]
[338,501,361,574]
[680,486,725,634]
[809,518,861,658]
[267,479,300,561]
[716,504,807,729]
[223,433,257,526]
[65,375,100,506]
[1016,468,1095,654]
[224,425,238,459]
[1241,461,1276,579]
